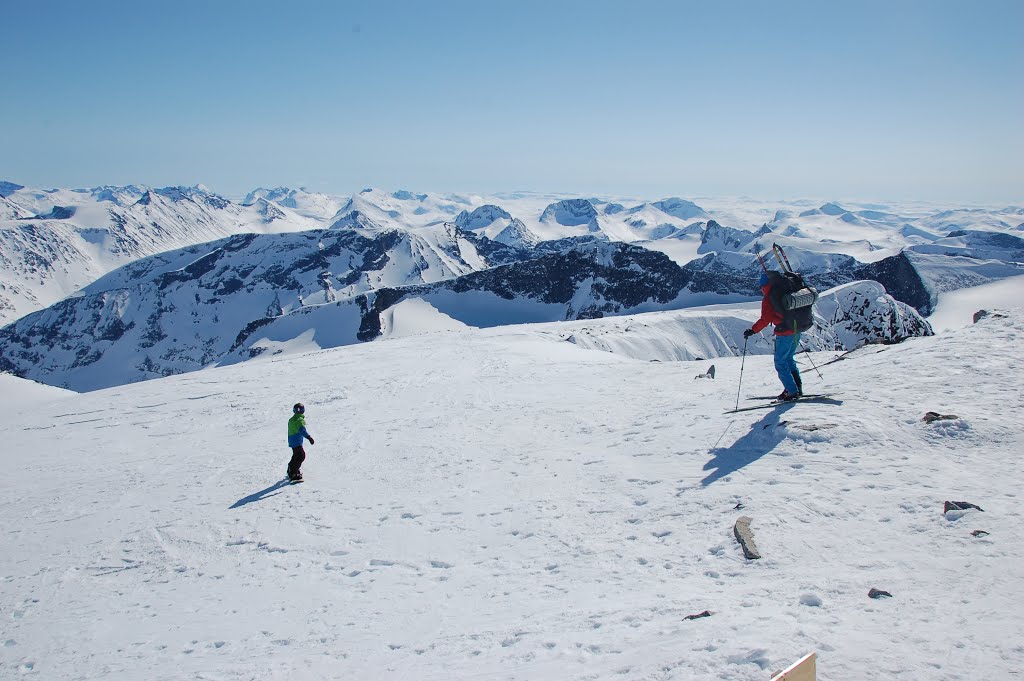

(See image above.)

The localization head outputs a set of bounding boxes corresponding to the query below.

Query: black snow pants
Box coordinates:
[288,446,306,479]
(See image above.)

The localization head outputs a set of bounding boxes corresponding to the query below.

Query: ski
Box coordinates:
[755,249,771,273]
[746,393,832,401]
[772,242,795,273]
[726,394,839,414]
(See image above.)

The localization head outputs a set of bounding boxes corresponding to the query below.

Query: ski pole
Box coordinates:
[735,336,748,412]
[803,349,823,379]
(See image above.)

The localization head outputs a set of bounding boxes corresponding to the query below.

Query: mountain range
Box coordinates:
[1,181,1022,390]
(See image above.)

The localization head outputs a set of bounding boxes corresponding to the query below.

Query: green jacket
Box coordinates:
[288,414,312,446]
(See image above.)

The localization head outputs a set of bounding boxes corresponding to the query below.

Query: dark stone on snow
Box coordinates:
[973,309,1008,323]
[694,364,715,379]
[923,412,959,424]
[971,530,990,538]
[944,501,984,513]
[684,610,713,620]
[868,588,893,599]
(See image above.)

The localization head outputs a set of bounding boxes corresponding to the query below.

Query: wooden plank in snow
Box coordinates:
[770,652,816,681]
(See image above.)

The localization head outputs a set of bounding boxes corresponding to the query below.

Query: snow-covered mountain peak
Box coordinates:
[326,209,387,233]
[650,197,709,220]
[391,189,428,202]
[800,202,848,217]
[151,185,230,209]
[87,185,148,206]
[698,220,758,254]
[540,198,598,226]
[454,205,512,230]
[242,186,292,204]
[1,180,27,197]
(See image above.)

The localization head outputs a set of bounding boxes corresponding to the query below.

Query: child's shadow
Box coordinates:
[229,479,290,509]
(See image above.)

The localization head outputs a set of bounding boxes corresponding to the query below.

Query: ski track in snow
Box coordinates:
[2,312,1023,679]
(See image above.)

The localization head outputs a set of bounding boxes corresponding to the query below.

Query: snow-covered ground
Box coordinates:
[927,274,1024,332]
[2,306,1022,680]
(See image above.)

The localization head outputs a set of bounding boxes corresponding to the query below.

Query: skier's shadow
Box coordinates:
[230,479,290,509]
[702,406,797,486]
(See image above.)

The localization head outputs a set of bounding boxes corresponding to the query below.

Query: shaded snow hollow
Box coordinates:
[1,310,1022,679]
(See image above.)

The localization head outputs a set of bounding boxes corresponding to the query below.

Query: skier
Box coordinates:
[287,403,314,482]
[744,271,803,401]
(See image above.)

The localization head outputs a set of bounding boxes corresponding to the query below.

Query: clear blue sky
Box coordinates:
[2,0,1021,203]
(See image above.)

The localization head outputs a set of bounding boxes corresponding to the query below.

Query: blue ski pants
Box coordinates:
[774,333,801,395]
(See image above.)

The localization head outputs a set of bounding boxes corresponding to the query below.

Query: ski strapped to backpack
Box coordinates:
[770,243,819,313]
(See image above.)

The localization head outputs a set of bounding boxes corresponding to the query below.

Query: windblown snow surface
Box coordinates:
[1,309,1023,680]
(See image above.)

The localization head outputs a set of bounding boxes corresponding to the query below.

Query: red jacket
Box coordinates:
[751,283,795,336]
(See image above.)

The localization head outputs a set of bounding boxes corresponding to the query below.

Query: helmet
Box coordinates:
[293,403,305,414]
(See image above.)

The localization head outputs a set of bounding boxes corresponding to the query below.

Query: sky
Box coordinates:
[1,0,1022,204]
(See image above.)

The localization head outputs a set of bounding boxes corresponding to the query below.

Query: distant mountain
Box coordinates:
[851,239,1024,316]
[0,221,529,390]
[453,205,539,248]
[800,202,848,217]
[698,220,758,254]
[0,181,25,197]
[335,188,472,228]
[242,186,347,220]
[908,229,1024,261]
[648,197,709,221]
[0,183,320,324]
[539,199,600,230]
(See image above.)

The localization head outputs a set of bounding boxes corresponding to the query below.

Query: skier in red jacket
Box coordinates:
[744,271,803,400]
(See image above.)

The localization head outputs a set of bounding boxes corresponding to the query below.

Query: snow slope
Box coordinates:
[2,310,1021,680]
[927,275,1024,331]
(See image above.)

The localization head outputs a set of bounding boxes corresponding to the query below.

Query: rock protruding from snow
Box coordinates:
[944,501,984,513]
[733,516,761,560]
[973,309,1009,323]
[808,280,933,350]
[923,412,959,424]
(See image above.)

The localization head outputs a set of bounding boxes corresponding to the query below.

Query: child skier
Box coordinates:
[287,403,314,482]
[744,271,803,401]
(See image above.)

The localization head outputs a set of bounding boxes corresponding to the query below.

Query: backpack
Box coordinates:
[768,271,818,332]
